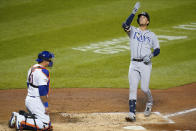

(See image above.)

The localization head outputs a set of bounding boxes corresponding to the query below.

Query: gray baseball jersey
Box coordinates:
[128,26,160,105]
[128,26,160,59]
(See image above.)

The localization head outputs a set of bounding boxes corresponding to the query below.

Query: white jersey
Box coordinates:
[26,64,49,97]
[25,64,50,123]
[129,26,160,59]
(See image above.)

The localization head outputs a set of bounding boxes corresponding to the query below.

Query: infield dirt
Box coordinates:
[0,83,196,130]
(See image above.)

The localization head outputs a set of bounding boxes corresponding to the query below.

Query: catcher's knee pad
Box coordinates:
[18,110,38,130]
[19,110,36,119]
[18,110,52,131]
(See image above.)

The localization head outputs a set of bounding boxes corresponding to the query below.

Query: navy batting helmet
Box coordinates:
[36,51,54,67]
[137,12,150,25]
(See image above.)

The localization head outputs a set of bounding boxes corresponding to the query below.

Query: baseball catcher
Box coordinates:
[122,2,160,122]
[8,51,54,130]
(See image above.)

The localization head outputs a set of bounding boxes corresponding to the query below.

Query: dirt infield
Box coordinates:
[0,83,196,130]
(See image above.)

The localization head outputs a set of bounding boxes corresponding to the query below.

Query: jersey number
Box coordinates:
[28,73,33,84]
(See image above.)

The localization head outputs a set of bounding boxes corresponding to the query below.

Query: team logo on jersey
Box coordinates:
[133,32,150,43]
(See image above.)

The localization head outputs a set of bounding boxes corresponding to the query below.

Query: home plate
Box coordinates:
[123,126,146,130]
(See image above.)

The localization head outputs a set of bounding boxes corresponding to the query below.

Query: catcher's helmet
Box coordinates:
[137,12,150,25]
[36,51,54,67]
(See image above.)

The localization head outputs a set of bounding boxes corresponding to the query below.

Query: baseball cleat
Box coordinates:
[125,113,136,122]
[15,114,22,130]
[144,103,152,117]
[8,112,18,128]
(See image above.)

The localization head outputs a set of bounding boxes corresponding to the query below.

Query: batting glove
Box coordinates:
[143,54,153,64]
[122,22,130,32]
[132,2,140,14]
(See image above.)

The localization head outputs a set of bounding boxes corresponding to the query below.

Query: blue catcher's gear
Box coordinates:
[137,12,150,25]
[36,51,54,67]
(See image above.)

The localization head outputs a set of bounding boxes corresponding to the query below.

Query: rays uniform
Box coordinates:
[122,2,160,122]
[129,26,159,60]
[128,25,159,104]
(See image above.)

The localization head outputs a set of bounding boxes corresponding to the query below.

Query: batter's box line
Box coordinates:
[153,107,196,125]
[154,112,175,124]
[163,107,196,121]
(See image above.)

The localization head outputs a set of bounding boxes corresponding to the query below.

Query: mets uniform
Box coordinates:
[16,64,51,129]
[8,51,54,130]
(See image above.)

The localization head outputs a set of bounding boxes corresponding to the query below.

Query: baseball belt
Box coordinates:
[132,58,143,62]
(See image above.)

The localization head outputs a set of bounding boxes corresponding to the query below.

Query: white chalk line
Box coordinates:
[154,112,175,124]
[72,35,187,54]
[173,22,196,30]
[164,107,196,118]
[156,107,196,124]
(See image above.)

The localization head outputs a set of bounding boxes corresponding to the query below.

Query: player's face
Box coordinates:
[46,59,53,67]
[139,15,149,26]
[46,61,50,67]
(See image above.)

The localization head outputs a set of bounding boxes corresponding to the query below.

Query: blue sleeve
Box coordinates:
[125,13,135,26]
[42,69,49,77]
[122,13,135,32]
[38,85,49,96]
[153,48,160,57]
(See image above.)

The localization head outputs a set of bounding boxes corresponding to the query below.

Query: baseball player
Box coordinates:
[8,51,54,130]
[122,2,160,122]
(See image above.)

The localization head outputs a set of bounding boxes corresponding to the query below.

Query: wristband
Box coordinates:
[44,102,48,108]
[153,48,160,57]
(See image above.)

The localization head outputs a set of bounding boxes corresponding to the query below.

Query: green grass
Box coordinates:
[0,0,196,89]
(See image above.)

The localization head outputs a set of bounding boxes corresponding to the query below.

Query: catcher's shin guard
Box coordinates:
[17,110,38,131]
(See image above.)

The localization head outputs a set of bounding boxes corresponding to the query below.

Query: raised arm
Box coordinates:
[122,2,140,33]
